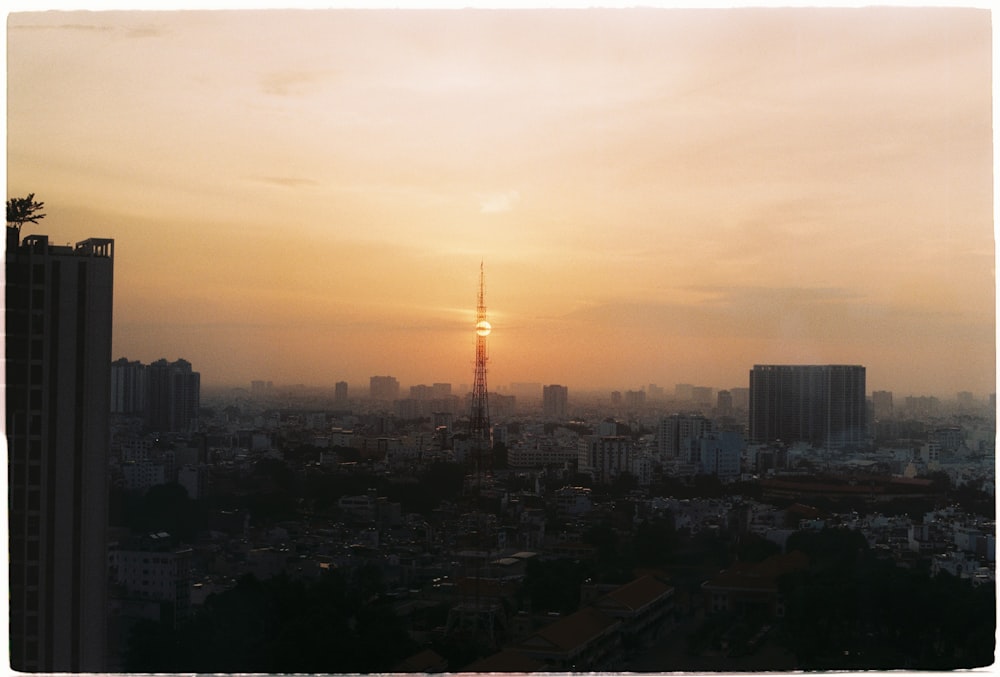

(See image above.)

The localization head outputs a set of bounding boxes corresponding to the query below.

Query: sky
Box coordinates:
[5,4,996,397]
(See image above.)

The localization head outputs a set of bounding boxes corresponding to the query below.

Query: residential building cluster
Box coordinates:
[112,357,201,433]
[94,373,995,666]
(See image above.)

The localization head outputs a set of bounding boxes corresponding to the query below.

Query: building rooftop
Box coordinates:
[596,574,673,614]
[463,648,546,672]
[702,551,809,594]
[516,606,619,655]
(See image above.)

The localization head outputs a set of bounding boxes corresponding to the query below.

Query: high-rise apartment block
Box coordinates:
[146,358,200,433]
[623,389,646,410]
[369,375,400,401]
[542,384,569,419]
[729,387,750,411]
[111,357,200,433]
[872,390,893,420]
[715,390,734,417]
[656,413,714,459]
[580,435,634,484]
[6,229,114,671]
[334,380,349,403]
[110,357,147,414]
[698,431,743,480]
[250,379,273,398]
[691,386,714,405]
[749,364,867,449]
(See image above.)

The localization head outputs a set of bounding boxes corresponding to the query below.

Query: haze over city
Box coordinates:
[6,5,994,397]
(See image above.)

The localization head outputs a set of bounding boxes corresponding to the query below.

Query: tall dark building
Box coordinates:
[145,358,201,433]
[6,228,113,671]
[871,390,894,420]
[110,357,147,415]
[657,412,714,459]
[749,364,867,449]
[542,384,568,419]
[334,380,349,403]
[369,375,400,401]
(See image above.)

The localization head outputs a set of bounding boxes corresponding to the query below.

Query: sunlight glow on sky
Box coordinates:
[6,6,995,396]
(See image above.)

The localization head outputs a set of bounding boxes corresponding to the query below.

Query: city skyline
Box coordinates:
[6,6,994,397]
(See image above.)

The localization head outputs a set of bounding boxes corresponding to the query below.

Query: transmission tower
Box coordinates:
[469,261,492,472]
[446,262,504,653]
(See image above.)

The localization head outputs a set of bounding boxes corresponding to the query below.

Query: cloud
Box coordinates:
[557,285,972,343]
[479,191,520,214]
[259,70,333,97]
[253,176,321,188]
[14,21,164,39]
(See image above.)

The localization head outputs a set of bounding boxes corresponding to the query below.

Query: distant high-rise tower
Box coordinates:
[543,384,568,419]
[716,389,734,418]
[6,228,113,671]
[657,413,714,459]
[872,390,893,420]
[334,380,349,403]
[110,357,147,415]
[749,364,867,449]
[369,375,400,401]
[469,263,491,458]
[146,358,201,434]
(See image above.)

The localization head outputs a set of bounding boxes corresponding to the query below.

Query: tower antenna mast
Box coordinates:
[469,261,492,462]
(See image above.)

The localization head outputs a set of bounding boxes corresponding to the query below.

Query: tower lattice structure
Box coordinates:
[469,261,492,469]
[446,262,504,651]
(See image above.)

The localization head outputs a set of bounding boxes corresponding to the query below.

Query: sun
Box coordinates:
[476,320,492,337]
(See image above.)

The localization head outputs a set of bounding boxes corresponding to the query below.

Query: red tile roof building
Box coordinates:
[701,551,809,618]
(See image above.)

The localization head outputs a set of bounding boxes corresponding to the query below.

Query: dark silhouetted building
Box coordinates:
[624,389,646,410]
[716,389,733,417]
[110,357,147,415]
[334,380,348,403]
[749,364,867,449]
[6,228,113,671]
[656,413,713,459]
[146,358,201,433]
[872,390,893,420]
[543,384,568,419]
[369,374,400,401]
[250,379,273,398]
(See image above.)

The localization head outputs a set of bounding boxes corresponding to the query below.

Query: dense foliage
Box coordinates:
[778,529,995,670]
[125,566,417,673]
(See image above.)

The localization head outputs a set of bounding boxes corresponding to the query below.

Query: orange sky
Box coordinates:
[6,6,995,397]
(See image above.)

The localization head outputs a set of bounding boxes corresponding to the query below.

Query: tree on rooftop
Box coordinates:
[6,193,46,236]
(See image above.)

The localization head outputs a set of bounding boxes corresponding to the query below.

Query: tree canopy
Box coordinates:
[6,193,46,233]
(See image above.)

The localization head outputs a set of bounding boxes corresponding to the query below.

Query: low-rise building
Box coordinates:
[589,575,675,648]
[510,606,621,671]
[701,551,808,618]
